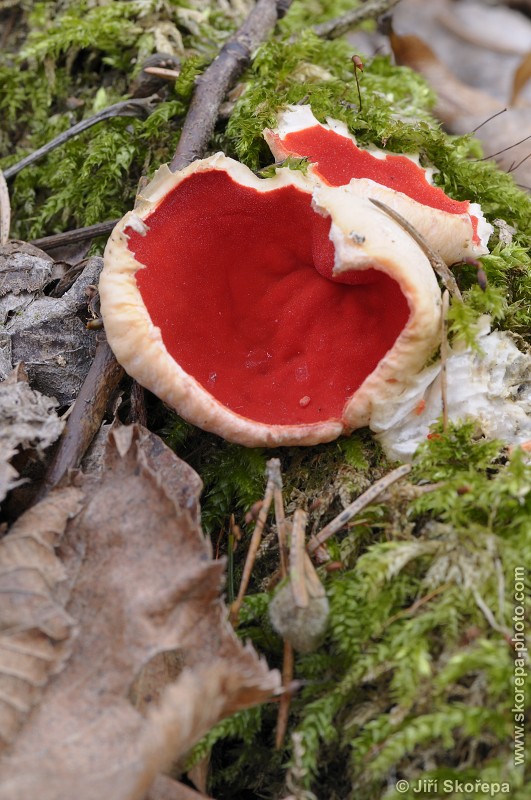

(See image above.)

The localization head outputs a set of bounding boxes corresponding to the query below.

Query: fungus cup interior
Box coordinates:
[126,170,410,426]
[268,124,481,243]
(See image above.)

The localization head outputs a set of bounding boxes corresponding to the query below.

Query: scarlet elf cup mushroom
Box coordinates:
[100,106,492,447]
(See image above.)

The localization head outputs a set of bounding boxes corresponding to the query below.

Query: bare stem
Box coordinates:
[307,464,412,553]
[440,290,450,432]
[4,97,158,180]
[275,640,294,750]
[230,462,276,625]
[369,197,463,301]
[314,0,402,39]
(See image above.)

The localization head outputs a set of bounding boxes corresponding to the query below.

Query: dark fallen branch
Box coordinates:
[37,334,124,499]
[314,0,402,39]
[31,219,118,252]
[169,0,293,171]
[4,96,159,180]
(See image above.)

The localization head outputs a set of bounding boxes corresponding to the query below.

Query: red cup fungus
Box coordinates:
[100,107,492,447]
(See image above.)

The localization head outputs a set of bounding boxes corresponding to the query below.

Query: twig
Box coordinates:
[269,457,289,577]
[369,197,463,301]
[36,334,124,500]
[307,464,412,554]
[440,290,450,432]
[144,66,181,81]
[0,169,10,244]
[230,459,277,625]
[169,0,293,172]
[313,0,402,39]
[4,97,159,180]
[30,219,119,251]
[471,107,507,133]
[476,133,531,162]
[275,640,294,749]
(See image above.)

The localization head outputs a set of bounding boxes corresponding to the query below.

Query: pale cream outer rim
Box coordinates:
[264,104,493,258]
[100,154,441,447]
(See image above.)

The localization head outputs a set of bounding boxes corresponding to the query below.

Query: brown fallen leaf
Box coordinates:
[0,365,65,504]
[383,0,531,188]
[0,425,279,800]
[389,29,503,126]
[147,774,212,800]
[0,485,82,748]
[1,256,102,403]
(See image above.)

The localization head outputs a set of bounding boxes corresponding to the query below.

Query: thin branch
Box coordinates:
[30,220,118,252]
[471,107,507,133]
[4,97,158,180]
[36,334,124,500]
[307,464,412,553]
[169,0,293,172]
[230,459,278,625]
[369,197,463,301]
[476,132,531,162]
[314,0,402,39]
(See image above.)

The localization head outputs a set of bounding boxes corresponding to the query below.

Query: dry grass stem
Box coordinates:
[290,509,309,609]
[230,465,276,625]
[369,197,463,301]
[0,169,10,244]
[441,289,450,432]
[270,458,289,577]
[144,66,181,81]
[307,464,412,553]
[275,640,294,750]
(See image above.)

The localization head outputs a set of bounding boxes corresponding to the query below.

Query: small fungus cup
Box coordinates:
[100,107,492,447]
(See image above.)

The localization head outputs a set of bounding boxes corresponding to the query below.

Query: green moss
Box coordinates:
[2,3,531,798]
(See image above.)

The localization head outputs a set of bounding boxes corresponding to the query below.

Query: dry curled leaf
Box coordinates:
[0,486,82,748]
[0,367,65,503]
[1,256,103,403]
[0,425,279,800]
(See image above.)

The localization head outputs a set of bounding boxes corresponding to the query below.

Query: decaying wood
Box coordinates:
[169,0,293,172]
